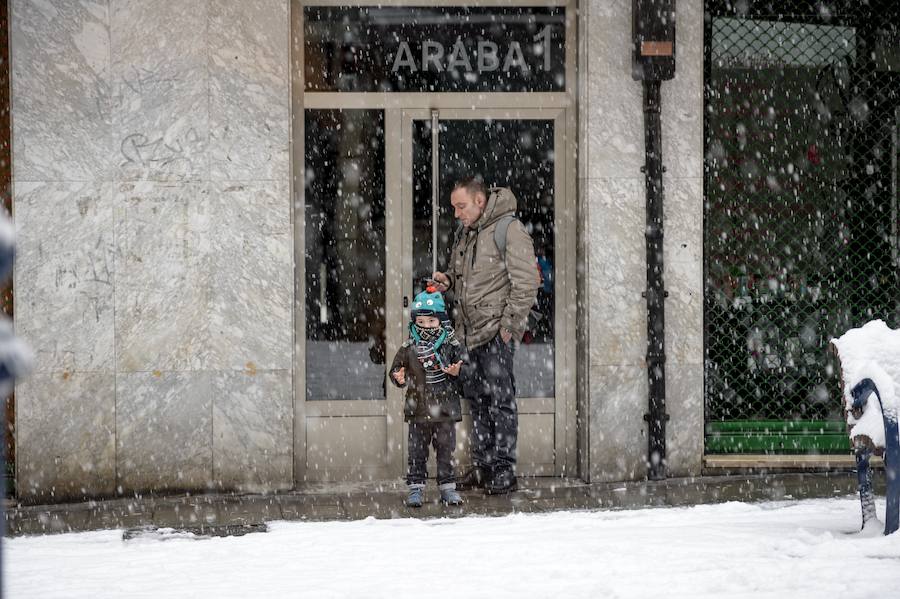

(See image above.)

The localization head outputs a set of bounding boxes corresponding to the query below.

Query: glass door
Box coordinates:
[400,108,572,476]
[301,108,397,481]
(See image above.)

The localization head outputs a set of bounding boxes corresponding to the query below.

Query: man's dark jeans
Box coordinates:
[464,334,517,478]
[406,421,457,486]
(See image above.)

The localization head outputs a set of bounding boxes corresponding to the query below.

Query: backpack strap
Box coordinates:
[493,214,517,263]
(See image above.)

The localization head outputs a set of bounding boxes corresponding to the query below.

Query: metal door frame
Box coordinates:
[291,0,578,482]
[396,107,576,477]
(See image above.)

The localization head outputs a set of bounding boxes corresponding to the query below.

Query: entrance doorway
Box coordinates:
[396,108,573,477]
[294,1,577,483]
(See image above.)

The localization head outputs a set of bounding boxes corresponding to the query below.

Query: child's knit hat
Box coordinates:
[411,288,448,322]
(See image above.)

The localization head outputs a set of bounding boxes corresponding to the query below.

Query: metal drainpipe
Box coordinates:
[642,78,669,481]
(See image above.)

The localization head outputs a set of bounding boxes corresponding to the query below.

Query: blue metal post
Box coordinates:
[855,444,877,529]
[851,378,899,535]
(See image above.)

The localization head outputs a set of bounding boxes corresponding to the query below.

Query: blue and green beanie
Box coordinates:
[411,289,448,322]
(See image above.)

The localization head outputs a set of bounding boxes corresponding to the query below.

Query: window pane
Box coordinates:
[305,109,386,400]
[304,6,566,93]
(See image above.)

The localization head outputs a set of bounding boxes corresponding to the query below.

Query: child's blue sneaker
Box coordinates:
[406,484,425,507]
[439,483,463,506]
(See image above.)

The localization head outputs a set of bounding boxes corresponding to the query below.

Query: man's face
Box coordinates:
[450,187,486,228]
[415,315,440,329]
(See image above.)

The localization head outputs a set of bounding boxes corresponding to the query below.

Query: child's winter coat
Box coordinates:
[389,325,464,423]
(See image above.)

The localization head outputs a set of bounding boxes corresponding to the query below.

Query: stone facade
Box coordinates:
[582,0,704,481]
[11,0,292,500]
[10,0,704,500]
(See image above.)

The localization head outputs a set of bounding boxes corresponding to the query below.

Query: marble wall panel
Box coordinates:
[587,81,644,180]
[665,363,704,478]
[588,364,648,482]
[117,371,213,491]
[585,0,621,82]
[587,178,646,366]
[209,0,289,181]
[110,0,208,182]
[206,181,292,371]
[665,257,704,367]
[10,0,112,181]
[583,0,705,481]
[585,0,644,179]
[114,181,211,372]
[16,372,116,501]
[212,369,292,491]
[586,0,704,180]
[662,0,704,180]
[14,181,115,372]
[664,177,703,265]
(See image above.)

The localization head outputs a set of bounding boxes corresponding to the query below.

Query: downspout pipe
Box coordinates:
[642,79,669,481]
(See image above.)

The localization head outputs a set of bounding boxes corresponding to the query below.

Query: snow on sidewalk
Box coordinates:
[6,497,900,598]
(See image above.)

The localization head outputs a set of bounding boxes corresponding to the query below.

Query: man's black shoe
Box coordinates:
[456,467,487,490]
[485,471,518,495]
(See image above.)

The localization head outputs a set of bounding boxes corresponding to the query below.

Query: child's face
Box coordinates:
[415,315,440,329]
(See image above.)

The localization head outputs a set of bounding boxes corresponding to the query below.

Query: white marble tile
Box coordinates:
[586,0,704,180]
[662,0,704,179]
[115,180,292,372]
[209,0,289,181]
[587,78,645,179]
[585,0,644,179]
[206,181,292,370]
[110,0,208,181]
[587,178,647,366]
[14,181,115,372]
[10,0,112,181]
[666,363,704,478]
[665,253,704,367]
[663,177,703,264]
[114,181,211,371]
[588,363,648,482]
[116,371,213,492]
[212,370,292,492]
[586,0,632,83]
[16,372,116,501]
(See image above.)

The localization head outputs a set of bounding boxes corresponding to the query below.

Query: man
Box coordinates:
[431,177,539,494]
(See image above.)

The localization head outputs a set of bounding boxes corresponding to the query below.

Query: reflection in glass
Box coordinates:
[305,110,386,400]
[412,119,555,397]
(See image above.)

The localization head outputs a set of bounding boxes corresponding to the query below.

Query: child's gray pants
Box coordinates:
[406,421,456,486]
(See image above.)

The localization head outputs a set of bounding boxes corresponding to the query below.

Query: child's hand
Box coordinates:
[442,361,463,377]
[392,367,406,385]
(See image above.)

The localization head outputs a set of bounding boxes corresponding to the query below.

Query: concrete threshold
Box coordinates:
[4,472,879,538]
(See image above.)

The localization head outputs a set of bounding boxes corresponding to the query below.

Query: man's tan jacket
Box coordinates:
[445,187,540,350]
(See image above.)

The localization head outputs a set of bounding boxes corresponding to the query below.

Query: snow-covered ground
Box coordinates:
[7,497,900,598]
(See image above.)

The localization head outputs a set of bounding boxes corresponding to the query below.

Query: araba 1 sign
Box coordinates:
[391,26,554,74]
[303,6,566,92]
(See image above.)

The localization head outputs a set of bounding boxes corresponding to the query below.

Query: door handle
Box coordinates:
[403,296,409,308]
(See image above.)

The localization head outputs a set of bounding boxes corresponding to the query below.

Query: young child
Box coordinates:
[389,287,465,507]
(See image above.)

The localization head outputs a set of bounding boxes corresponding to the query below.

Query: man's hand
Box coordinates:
[441,361,463,377]
[500,328,513,344]
[391,367,406,385]
[431,271,450,292]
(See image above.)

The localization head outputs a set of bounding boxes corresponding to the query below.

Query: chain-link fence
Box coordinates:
[704,1,900,453]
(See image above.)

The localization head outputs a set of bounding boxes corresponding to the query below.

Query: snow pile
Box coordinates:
[831,320,900,446]
[7,498,900,599]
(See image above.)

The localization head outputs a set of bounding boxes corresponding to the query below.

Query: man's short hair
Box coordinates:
[452,176,488,201]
